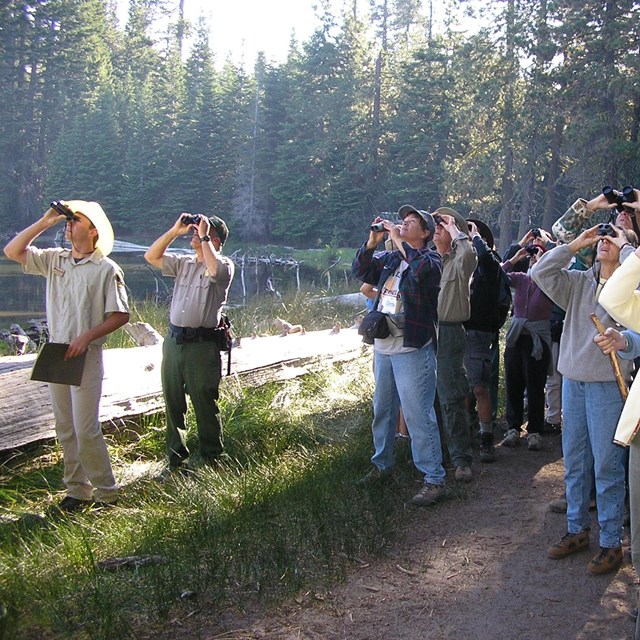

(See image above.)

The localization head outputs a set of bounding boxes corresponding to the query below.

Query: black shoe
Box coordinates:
[479,432,495,463]
[48,496,92,515]
[92,499,118,510]
[543,421,561,435]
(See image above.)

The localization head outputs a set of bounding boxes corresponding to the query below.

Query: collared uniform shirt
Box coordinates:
[163,253,234,328]
[25,247,129,345]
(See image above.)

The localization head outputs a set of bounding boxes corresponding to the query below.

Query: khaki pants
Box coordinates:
[49,345,117,502]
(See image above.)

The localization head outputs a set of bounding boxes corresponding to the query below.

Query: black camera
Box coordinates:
[524,244,539,255]
[602,185,636,212]
[50,201,76,221]
[370,221,386,232]
[531,228,541,238]
[181,214,201,225]
[596,223,616,238]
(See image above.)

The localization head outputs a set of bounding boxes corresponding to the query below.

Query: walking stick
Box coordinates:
[590,313,629,401]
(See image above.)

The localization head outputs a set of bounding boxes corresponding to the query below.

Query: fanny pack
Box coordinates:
[358,310,390,344]
[386,313,405,338]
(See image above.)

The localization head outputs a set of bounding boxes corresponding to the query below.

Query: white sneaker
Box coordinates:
[500,429,521,447]
[527,433,543,451]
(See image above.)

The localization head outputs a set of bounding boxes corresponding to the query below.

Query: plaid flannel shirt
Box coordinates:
[352,242,442,349]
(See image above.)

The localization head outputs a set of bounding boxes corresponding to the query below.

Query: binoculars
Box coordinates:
[370,222,385,232]
[181,214,201,226]
[50,201,76,221]
[602,186,636,212]
[596,223,616,238]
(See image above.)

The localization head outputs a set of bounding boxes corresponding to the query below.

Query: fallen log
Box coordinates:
[1,328,366,452]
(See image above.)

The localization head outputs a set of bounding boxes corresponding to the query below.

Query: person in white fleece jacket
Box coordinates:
[597,247,640,579]
[532,211,636,575]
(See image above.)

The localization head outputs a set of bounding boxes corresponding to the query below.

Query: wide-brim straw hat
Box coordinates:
[65,200,114,256]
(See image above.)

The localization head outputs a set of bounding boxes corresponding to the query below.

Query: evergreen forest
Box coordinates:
[2,0,639,254]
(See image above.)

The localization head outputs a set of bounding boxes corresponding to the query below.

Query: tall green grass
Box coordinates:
[106,286,364,349]
[0,357,426,640]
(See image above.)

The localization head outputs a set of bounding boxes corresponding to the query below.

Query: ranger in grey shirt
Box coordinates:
[145,213,234,470]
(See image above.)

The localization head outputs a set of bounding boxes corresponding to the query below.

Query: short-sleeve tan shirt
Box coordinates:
[162,253,234,328]
[25,247,129,345]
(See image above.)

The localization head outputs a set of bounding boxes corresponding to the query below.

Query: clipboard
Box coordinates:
[31,343,87,386]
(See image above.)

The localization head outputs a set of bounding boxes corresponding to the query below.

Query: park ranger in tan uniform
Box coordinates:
[4,200,129,512]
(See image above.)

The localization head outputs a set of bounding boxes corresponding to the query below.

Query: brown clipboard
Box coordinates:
[30,343,87,386]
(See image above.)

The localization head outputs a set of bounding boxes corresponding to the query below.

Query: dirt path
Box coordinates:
[150,432,638,640]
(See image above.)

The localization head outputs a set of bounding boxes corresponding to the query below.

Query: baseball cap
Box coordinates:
[397,204,436,239]
[208,215,229,246]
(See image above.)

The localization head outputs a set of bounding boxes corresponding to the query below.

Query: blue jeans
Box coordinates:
[562,378,626,548]
[371,342,445,485]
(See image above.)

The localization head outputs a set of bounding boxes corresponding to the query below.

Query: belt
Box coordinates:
[168,322,218,343]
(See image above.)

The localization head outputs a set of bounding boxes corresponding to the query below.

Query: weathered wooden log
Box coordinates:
[0,328,367,452]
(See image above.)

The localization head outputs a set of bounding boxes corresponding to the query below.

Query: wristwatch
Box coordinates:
[199,235,210,243]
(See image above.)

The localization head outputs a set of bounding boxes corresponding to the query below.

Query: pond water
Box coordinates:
[0,246,354,330]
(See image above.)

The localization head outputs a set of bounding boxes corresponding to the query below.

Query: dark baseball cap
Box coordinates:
[397,204,436,238]
[208,215,229,246]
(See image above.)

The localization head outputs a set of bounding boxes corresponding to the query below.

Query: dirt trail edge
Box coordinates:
[153,434,638,640]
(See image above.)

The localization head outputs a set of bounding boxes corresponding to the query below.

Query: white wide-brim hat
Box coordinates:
[65,200,114,256]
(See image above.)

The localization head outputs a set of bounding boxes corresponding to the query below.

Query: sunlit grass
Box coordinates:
[0,357,431,640]
[106,286,364,350]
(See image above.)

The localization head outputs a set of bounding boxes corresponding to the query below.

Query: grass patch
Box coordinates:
[0,357,428,640]
[105,287,364,350]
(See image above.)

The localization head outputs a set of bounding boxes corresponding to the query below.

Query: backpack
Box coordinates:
[215,314,234,375]
[494,268,513,330]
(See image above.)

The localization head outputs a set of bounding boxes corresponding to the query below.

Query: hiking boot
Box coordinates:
[547,530,590,559]
[411,483,445,507]
[527,433,543,451]
[549,498,568,513]
[543,420,561,434]
[548,498,597,513]
[48,496,93,515]
[479,432,496,463]
[500,429,521,447]
[454,465,473,483]
[587,546,623,575]
[356,466,392,487]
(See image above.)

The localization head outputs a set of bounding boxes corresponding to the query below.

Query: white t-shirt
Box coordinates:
[375,261,415,355]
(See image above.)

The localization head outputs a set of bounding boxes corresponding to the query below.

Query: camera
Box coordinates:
[602,185,636,212]
[50,201,76,221]
[524,244,539,256]
[596,223,616,238]
[531,228,541,238]
[181,214,201,226]
[370,222,386,232]
[433,214,444,225]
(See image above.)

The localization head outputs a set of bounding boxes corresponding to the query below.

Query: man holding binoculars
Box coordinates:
[145,213,234,472]
[4,200,130,512]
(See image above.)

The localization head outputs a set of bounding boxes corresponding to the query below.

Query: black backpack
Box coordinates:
[215,314,234,375]
[494,268,513,330]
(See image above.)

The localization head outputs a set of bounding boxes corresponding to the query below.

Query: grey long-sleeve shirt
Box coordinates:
[531,244,635,383]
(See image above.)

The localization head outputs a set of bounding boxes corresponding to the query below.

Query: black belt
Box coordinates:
[168,323,218,343]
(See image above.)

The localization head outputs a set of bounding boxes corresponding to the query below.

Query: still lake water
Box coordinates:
[0,245,353,330]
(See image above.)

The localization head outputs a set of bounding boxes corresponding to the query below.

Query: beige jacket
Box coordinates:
[599,252,640,445]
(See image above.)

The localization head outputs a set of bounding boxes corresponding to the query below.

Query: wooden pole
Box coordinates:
[590,313,628,400]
